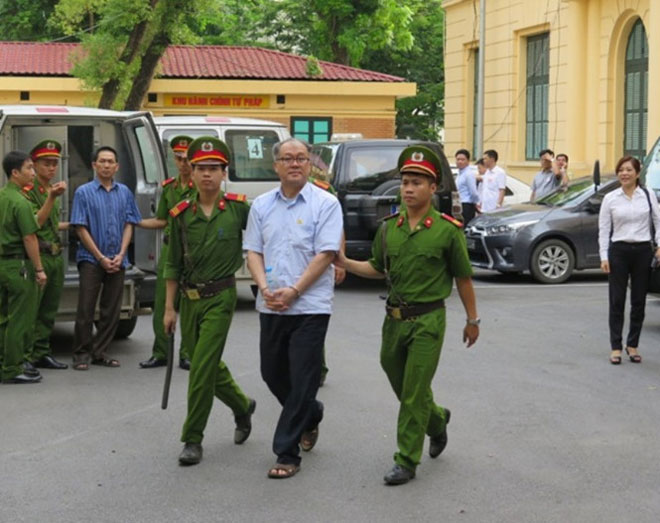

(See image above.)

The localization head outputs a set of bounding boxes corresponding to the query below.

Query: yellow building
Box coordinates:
[443,0,658,182]
[0,42,415,143]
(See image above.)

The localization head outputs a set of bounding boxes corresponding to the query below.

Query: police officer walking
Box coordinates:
[163,136,255,466]
[0,151,48,384]
[24,140,69,370]
[338,146,480,485]
[139,136,194,370]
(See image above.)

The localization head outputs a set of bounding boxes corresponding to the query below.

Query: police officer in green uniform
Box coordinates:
[24,140,69,370]
[139,135,194,370]
[0,151,48,384]
[163,136,256,465]
[338,146,480,485]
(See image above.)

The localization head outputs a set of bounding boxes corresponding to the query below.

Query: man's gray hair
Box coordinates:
[272,137,312,160]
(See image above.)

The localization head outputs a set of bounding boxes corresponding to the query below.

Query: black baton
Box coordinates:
[161,333,175,409]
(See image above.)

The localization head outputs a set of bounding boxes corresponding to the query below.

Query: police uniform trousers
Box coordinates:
[73,262,125,364]
[259,313,328,466]
[150,244,188,362]
[180,285,250,444]
[380,307,449,471]
[0,259,38,380]
[29,253,64,362]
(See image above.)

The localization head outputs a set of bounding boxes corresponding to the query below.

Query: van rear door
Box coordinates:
[121,112,167,274]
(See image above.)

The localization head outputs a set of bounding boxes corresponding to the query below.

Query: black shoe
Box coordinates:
[22,361,41,377]
[179,358,191,370]
[234,398,256,444]
[429,409,451,458]
[178,442,202,465]
[33,355,68,369]
[3,373,42,384]
[139,357,167,369]
[384,464,415,485]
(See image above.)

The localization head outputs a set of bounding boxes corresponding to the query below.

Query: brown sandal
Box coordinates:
[267,463,300,479]
[73,362,89,371]
[300,426,319,452]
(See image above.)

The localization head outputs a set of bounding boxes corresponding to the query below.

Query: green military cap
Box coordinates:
[398,145,441,181]
[30,139,62,161]
[187,136,231,165]
[169,135,193,157]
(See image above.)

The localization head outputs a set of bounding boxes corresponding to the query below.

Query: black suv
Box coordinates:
[310,139,460,260]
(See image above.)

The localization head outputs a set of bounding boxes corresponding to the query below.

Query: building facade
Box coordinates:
[443,0,659,181]
[0,43,415,143]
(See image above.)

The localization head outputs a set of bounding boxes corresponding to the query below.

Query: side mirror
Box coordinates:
[586,196,601,213]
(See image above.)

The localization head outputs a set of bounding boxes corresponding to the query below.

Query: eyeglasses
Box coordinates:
[276,156,310,165]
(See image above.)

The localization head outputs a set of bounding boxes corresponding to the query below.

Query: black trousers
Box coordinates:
[608,242,653,351]
[73,262,125,363]
[259,313,329,466]
[461,202,477,225]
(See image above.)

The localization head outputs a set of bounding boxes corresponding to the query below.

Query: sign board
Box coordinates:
[164,94,270,109]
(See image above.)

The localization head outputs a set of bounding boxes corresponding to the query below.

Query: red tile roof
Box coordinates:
[0,42,404,82]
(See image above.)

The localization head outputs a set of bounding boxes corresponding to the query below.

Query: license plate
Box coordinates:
[466,238,476,250]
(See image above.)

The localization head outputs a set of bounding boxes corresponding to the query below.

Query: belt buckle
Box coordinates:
[390,307,402,320]
[185,288,201,300]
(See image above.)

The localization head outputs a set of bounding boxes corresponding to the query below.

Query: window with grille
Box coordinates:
[291,117,333,144]
[624,18,648,162]
[525,33,549,160]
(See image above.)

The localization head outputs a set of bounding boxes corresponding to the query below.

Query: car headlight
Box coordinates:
[485,220,539,235]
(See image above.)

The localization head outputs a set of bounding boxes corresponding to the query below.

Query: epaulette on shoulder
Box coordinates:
[441,213,464,228]
[382,211,400,221]
[169,200,190,218]
[162,177,176,187]
[224,192,248,203]
[311,178,331,191]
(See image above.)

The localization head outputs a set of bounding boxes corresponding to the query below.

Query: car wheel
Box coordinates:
[114,316,138,339]
[530,239,575,284]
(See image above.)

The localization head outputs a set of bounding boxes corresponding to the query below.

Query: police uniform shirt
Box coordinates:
[369,207,473,304]
[25,180,61,246]
[0,183,39,255]
[163,192,249,284]
[156,177,196,237]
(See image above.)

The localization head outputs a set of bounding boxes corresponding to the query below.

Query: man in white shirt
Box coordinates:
[479,149,506,212]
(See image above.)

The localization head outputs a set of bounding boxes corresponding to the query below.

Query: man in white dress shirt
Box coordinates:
[479,150,507,212]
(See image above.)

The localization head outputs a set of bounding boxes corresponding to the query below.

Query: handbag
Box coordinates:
[641,187,660,293]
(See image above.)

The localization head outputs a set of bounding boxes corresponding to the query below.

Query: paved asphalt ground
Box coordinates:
[3,269,660,523]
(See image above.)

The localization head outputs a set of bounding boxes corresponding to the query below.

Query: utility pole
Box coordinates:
[475,0,486,159]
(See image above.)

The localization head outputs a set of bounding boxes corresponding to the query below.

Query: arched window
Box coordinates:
[624,18,648,161]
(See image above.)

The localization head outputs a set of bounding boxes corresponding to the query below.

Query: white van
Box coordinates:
[0,105,168,338]
[154,116,290,284]
[154,116,290,201]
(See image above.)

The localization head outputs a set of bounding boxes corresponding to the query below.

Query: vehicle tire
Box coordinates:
[530,239,575,284]
[114,316,138,339]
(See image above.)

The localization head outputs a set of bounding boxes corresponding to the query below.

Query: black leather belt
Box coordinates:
[386,299,445,320]
[38,240,62,255]
[182,275,235,300]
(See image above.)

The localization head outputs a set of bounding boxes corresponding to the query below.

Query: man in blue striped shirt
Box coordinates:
[69,146,142,370]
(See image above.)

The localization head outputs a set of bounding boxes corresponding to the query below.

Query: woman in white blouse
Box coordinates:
[598,156,660,364]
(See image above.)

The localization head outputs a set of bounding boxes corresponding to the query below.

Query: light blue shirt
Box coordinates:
[457,165,479,204]
[243,182,343,315]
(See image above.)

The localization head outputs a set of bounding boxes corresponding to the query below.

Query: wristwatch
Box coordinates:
[466,317,481,326]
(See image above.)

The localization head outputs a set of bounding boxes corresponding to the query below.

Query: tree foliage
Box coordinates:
[0,0,61,41]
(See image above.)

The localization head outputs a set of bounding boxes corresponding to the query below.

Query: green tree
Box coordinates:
[50,0,196,109]
[0,0,62,41]
[362,1,445,141]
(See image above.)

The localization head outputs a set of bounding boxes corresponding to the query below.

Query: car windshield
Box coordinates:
[535,178,596,207]
[343,147,404,191]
